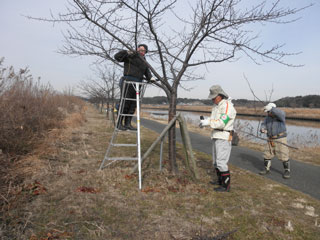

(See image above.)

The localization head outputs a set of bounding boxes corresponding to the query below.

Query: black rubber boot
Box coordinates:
[214,171,230,192]
[210,168,222,185]
[124,116,137,131]
[259,159,271,175]
[117,116,127,131]
[282,160,291,179]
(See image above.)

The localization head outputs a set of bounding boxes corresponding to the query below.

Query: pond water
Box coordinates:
[143,110,320,147]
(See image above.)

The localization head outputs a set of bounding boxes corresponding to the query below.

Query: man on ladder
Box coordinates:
[114,44,156,130]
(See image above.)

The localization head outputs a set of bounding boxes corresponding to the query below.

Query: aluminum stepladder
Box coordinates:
[99,80,147,190]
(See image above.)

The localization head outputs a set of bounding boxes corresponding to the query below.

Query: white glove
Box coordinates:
[199,118,210,128]
[150,77,156,82]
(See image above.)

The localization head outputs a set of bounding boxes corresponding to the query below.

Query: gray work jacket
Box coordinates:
[261,107,287,139]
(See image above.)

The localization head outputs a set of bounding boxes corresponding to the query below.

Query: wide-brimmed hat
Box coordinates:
[208,85,229,99]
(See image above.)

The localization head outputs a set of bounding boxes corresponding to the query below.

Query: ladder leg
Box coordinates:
[99,81,149,190]
[116,80,129,130]
[135,82,142,189]
[99,130,118,170]
[100,80,130,170]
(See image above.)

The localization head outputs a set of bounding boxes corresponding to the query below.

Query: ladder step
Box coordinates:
[112,143,137,147]
[99,80,147,172]
[105,157,138,161]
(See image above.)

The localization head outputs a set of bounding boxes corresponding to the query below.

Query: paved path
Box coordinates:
[140,118,320,200]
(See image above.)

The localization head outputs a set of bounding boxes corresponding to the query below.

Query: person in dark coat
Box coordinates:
[114,44,155,130]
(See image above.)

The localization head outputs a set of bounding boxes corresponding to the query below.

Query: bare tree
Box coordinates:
[29,0,311,173]
[79,64,120,115]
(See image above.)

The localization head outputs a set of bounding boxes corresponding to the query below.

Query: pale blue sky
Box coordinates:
[1,0,319,101]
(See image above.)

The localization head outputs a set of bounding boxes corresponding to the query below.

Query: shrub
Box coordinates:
[0,58,84,154]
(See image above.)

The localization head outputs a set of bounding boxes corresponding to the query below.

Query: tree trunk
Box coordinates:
[168,93,178,174]
[106,101,110,118]
[100,99,104,113]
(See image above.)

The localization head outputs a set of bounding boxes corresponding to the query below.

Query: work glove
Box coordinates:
[127,50,136,57]
[260,128,267,133]
[199,118,210,128]
[150,77,157,83]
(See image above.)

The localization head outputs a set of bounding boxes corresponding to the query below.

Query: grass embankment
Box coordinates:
[0,60,87,239]
[1,105,319,239]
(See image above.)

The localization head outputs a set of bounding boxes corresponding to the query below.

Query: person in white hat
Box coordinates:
[260,103,290,179]
[199,85,237,192]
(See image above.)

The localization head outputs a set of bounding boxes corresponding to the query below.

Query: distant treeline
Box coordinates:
[274,95,320,108]
[142,95,320,108]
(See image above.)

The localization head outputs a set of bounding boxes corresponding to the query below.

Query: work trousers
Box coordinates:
[120,76,142,116]
[263,137,289,161]
[212,139,232,172]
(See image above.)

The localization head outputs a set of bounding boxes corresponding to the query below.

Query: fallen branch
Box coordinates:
[0,193,9,203]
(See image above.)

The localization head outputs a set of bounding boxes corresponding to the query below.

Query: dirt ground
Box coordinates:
[1,105,320,240]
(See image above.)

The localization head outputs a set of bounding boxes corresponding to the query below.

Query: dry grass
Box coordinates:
[0,103,87,239]
[1,105,319,239]
[0,59,86,154]
[0,60,89,235]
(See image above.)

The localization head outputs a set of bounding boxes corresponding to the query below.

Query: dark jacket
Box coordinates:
[261,107,287,138]
[114,50,152,81]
